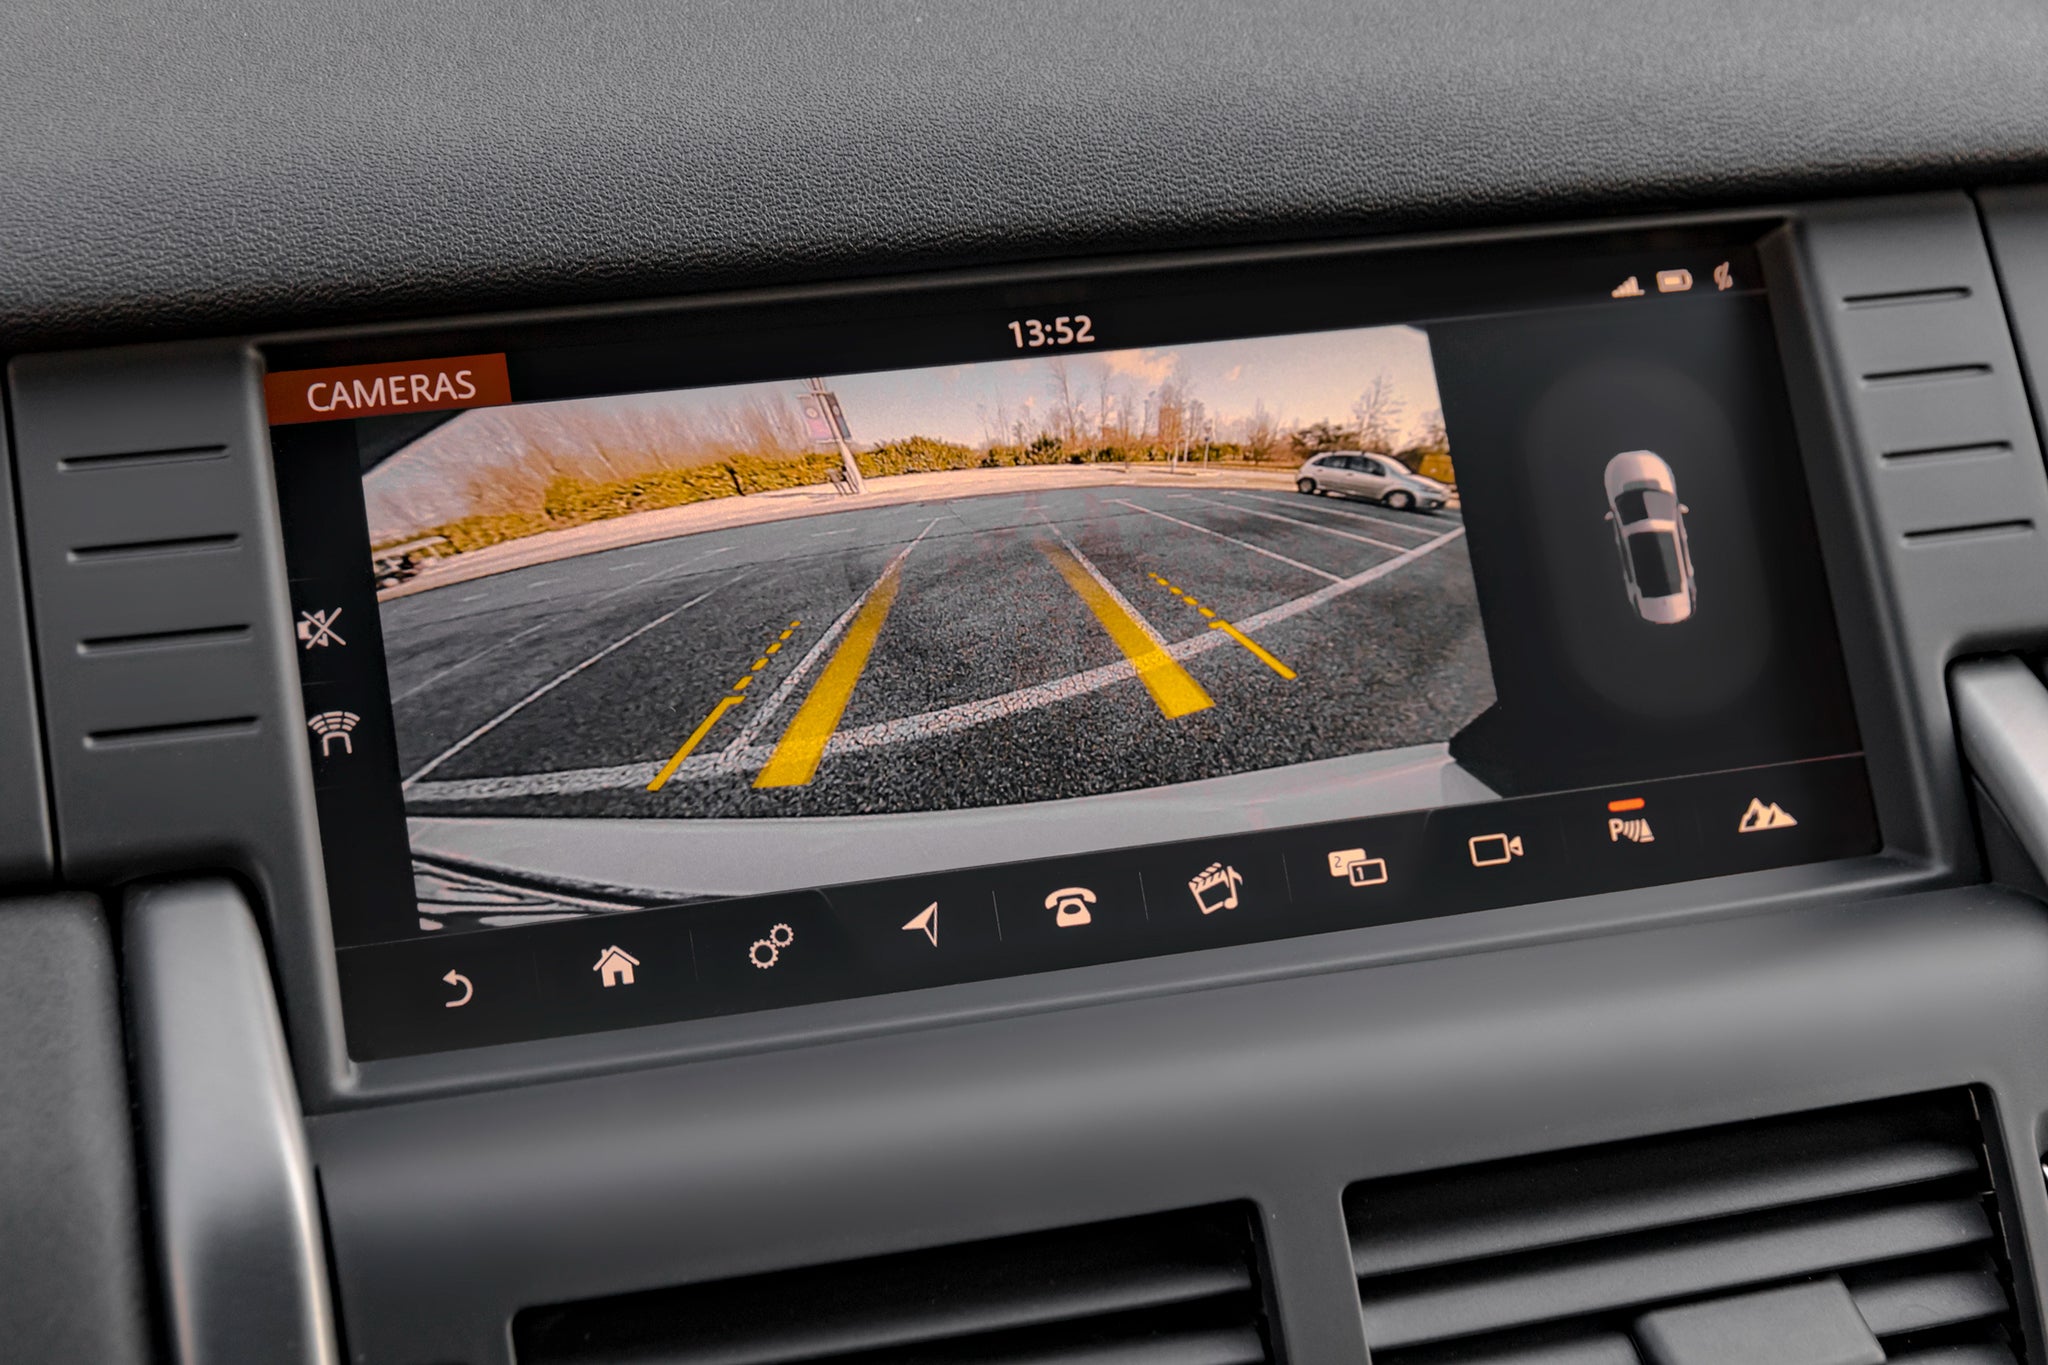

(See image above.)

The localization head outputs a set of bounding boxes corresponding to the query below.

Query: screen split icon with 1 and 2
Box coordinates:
[1327,848,1389,888]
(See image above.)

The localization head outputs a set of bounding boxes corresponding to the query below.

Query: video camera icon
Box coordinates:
[1468,832,1525,868]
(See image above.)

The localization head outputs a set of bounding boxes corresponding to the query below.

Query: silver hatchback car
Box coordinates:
[1295,451,1450,512]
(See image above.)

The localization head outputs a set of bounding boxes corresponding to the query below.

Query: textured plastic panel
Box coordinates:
[1981,186,2048,453]
[1762,194,2048,871]
[0,895,152,1365]
[3,1,2048,351]
[6,343,348,1082]
[313,888,2048,1365]
[0,409,53,881]
[125,878,337,1365]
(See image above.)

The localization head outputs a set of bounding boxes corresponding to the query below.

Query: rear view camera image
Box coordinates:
[364,326,1495,923]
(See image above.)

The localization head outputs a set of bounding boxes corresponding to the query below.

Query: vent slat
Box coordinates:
[1450,1337,1638,1365]
[1848,1257,2011,1338]
[517,1205,1271,1365]
[948,1325,1267,1365]
[1348,1110,1980,1277]
[1361,1199,1989,1350]
[1349,1093,2023,1365]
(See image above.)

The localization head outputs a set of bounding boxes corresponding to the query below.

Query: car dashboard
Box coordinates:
[9,5,2048,1365]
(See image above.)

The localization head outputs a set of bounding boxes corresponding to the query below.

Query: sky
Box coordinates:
[363,322,1441,539]
[828,323,1440,445]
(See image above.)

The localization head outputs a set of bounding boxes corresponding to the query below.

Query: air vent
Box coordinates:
[1348,1091,2026,1364]
[516,1203,1276,1365]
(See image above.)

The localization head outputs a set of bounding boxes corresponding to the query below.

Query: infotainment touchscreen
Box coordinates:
[268,230,1880,1058]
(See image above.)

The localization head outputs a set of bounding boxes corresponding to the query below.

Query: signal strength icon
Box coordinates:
[308,710,360,757]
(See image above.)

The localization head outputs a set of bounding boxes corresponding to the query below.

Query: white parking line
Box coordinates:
[1228,489,1448,536]
[591,543,735,604]
[391,543,739,702]
[404,522,1470,801]
[1046,523,1176,651]
[1109,498,1341,582]
[1185,494,1409,552]
[401,581,731,788]
[716,518,942,766]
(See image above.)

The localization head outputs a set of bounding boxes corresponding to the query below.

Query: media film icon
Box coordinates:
[1469,832,1524,867]
[1188,863,1244,915]
[1327,848,1389,888]
[307,710,360,757]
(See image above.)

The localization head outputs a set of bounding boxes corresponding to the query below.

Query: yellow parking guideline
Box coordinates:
[647,696,744,791]
[1045,545,1212,719]
[647,618,803,793]
[1211,620,1296,679]
[1149,570,1295,681]
[754,571,904,788]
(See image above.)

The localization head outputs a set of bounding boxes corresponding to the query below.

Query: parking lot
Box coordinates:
[388,482,1490,819]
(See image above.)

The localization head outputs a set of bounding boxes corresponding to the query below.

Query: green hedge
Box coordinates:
[380,435,1277,558]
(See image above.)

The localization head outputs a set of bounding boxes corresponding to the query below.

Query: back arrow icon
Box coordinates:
[902,902,938,947]
[442,970,473,1008]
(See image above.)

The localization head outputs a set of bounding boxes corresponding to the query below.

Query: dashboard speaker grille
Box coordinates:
[514,1203,1276,1365]
[1347,1090,2025,1365]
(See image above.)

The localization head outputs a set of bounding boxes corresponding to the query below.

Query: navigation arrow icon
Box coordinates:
[902,902,939,947]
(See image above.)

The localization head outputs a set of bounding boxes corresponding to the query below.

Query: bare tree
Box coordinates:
[1154,375,1191,451]
[1415,406,1448,451]
[1046,358,1087,447]
[1351,373,1408,455]
[1291,419,1357,456]
[1243,401,1284,464]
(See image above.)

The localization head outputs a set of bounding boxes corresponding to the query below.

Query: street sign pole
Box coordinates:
[803,377,865,495]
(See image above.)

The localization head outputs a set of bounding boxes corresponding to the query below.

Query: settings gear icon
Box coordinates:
[748,922,796,969]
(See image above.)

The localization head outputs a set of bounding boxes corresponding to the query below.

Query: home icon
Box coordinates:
[593,945,640,988]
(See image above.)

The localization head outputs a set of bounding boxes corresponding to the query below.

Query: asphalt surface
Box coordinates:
[386,484,1492,819]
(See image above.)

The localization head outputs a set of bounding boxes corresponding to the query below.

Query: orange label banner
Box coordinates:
[264,354,512,425]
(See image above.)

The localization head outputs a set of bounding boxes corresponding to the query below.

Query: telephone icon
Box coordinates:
[1045,886,1097,927]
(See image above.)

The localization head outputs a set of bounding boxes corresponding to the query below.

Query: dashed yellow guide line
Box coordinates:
[1149,572,1296,681]
[647,619,801,792]
[1042,544,1213,719]
[753,573,904,788]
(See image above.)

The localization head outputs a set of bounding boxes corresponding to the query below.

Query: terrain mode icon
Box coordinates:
[1739,799,1799,833]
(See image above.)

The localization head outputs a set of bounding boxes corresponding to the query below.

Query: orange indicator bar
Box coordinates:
[1607,797,1646,813]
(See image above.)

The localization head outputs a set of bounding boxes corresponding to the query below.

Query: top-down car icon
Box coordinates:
[1603,450,1696,625]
